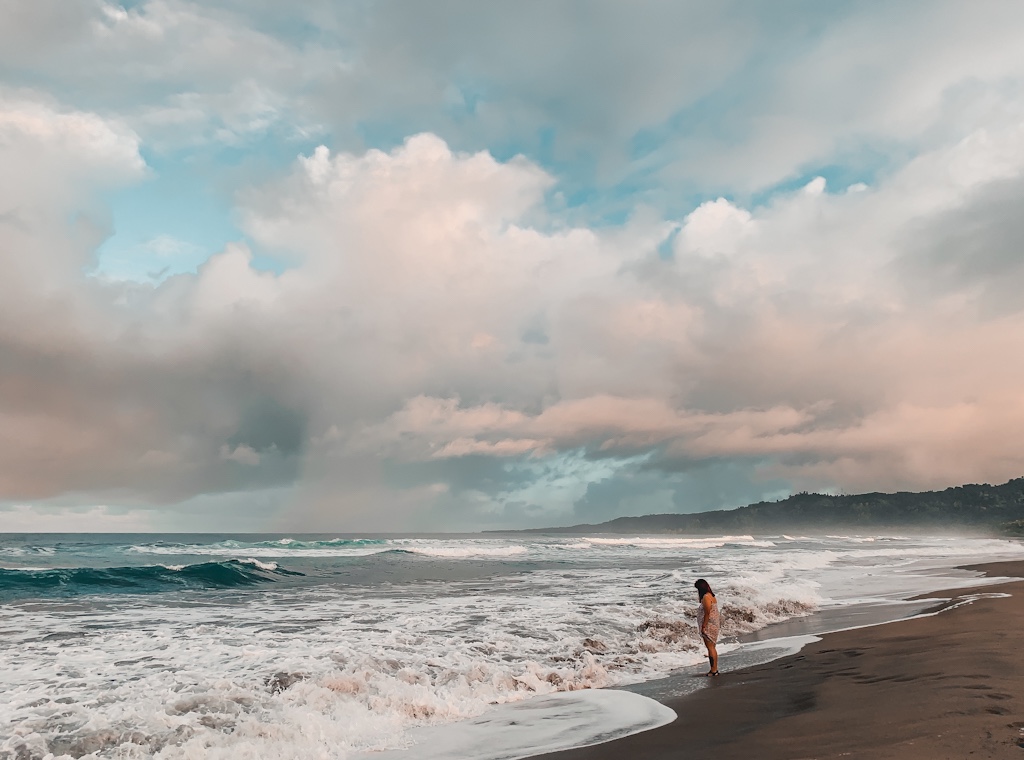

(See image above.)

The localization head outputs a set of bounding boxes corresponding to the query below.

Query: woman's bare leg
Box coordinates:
[703,636,718,674]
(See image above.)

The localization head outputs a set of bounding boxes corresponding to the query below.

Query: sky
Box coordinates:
[3,1,1024,532]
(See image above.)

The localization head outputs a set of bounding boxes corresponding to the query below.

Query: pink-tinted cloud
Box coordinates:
[4,110,1024,528]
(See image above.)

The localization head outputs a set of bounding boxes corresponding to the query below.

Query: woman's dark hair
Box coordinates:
[694,578,715,599]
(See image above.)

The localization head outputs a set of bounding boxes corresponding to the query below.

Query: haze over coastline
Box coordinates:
[510,478,1024,536]
[4,2,1024,533]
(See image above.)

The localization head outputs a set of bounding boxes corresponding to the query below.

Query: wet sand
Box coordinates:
[536,560,1024,760]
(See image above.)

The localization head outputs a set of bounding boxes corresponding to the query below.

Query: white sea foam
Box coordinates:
[128,542,392,559]
[2,533,1021,759]
[581,535,774,549]
[404,545,528,558]
[0,546,56,557]
[0,566,813,759]
[240,558,279,571]
[362,689,676,760]
[139,545,391,558]
[0,565,51,572]
[127,538,529,560]
[122,534,789,561]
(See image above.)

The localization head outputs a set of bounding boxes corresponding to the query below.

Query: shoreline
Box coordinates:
[534,560,1024,760]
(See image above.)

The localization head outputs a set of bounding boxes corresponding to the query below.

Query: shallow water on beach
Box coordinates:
[1,532,1021,759]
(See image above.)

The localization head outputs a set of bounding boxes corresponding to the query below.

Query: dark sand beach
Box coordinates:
[538,560,1024,760]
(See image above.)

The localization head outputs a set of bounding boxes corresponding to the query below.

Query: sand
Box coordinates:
[535,560,1024,760]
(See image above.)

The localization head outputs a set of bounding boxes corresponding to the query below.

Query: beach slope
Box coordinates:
[536,561,1024,760]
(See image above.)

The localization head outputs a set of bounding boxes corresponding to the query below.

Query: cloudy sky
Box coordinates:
[3,1,1024,532]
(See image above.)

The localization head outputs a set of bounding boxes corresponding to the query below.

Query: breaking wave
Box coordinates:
[0,559,303,600]
[126,538,529,559]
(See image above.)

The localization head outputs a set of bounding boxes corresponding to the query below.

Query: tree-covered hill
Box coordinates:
[518,478,1024,535]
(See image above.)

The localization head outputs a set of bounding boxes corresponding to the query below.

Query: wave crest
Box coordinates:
[0,560,302,600]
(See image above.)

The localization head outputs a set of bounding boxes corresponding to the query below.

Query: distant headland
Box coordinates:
[505,478,1024,536]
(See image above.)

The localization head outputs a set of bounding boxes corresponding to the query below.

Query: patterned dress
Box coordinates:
[697,595,721,644]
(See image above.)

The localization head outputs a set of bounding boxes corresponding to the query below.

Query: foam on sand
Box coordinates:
[362,689,676,760]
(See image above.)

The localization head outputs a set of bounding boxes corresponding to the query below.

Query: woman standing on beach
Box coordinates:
[695,578,720,675]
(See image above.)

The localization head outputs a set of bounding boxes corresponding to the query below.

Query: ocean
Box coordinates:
[2,532,1022,760]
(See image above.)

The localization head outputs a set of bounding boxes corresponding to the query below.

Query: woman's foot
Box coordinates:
[706,670,719,676]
